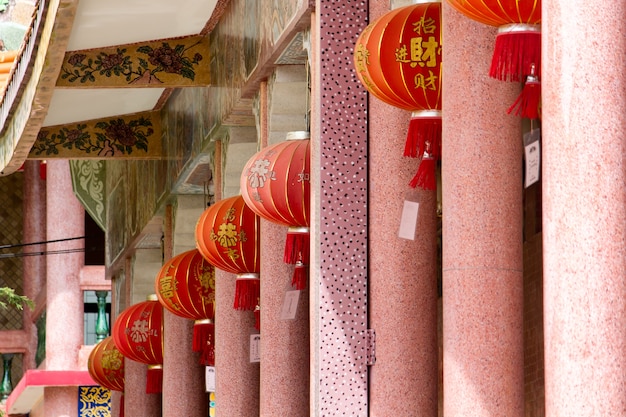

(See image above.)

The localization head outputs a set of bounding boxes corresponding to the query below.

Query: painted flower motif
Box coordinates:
[68,53,86,66]
[149,45,184,73]
[66,128,83,143]
[60,40,203,85]
[104,120,137,146]
[100,53,124,71]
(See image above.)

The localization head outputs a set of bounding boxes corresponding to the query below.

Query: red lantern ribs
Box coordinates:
[241,133,311,290]
[354,2,442,190]
[113,298,164,394]
[196,195,261,313]
[155,249,216,366]
[446,0,542,119]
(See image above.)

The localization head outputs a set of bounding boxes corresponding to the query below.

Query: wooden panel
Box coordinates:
[28,111,162,159]
[57,35,210,88]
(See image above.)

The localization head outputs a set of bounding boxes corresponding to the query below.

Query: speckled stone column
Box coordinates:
[259,219,310,415]
[163,312,207,416]
[110,390,123,417]
[215,268,259,416]
[162,202,208,417]
[45,159,83,369]
[43,160,84,417]
[542,2,626,415]
[441,3,524,417]
[368,4,439,416]
[44,387,78,417]
[124,358,161,416]
[22,161,46,371]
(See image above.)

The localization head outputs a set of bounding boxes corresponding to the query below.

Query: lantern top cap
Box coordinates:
[236,272,260,280]
[286,131,310,141]
[146,294,158,301]
[498,23,541,34]
[394,0,440,6]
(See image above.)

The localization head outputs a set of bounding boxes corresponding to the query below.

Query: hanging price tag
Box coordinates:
[398,200,419,240]
[524,129,541,188]
[280,290,300,320]
[205,366,216,392]
[250,334,260,363]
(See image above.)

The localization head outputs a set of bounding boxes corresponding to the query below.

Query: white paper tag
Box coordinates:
[280,290,300,320]
[398,200,420,240]
[205,366,216,392]
[524,129,541,188]
[250,334,260,363]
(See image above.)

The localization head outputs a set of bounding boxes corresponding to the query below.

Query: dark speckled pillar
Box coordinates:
[441,3,524,417]
[542,1,626,415]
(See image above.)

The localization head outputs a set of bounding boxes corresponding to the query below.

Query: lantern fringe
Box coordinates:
[146,365,163,394]
[193,321,215,366]
[507,65,541,119]
[284,231,310,264]
[254,304,260,331]
[489,30,541,82]
[234,277,260,311]
[404,116,442,159]
[409,155,437,190]
[292,261,309,290]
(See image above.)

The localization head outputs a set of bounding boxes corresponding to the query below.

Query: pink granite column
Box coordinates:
[542,2,626,415]
[110,390,123,417]
[215,268,259,416]
[163,313,207,415]
[368,3,439,416]
[441,3,524,416]
[22,161,46,370]
[45,159,83,368]
[43,160,84,417]
[162,205,208,416]
[259,219,310,415]
[123,358,161,416]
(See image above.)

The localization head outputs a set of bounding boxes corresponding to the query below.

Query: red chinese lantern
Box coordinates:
[446,0,542,118]
[240,132,310,290]
[196,195,260,311]
[113,298,163,394]
[155,249,216,366]
[88,336,125,417]
[88,336,125,392]
[354,2,442,189]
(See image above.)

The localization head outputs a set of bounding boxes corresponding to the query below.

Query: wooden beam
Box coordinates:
[57,35,210,88]
[27,110,163,159]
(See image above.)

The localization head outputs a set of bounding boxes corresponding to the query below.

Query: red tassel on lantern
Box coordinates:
[404,111,442,159]
[284,226,310,265]
[292,261,308,290]
[507,63,541,119]
[234,273,260,311]
[193,319,215,366]
[409,153,437,190]
[489,25,541,82]
[120,394,124,417]
[146,365,163,394]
